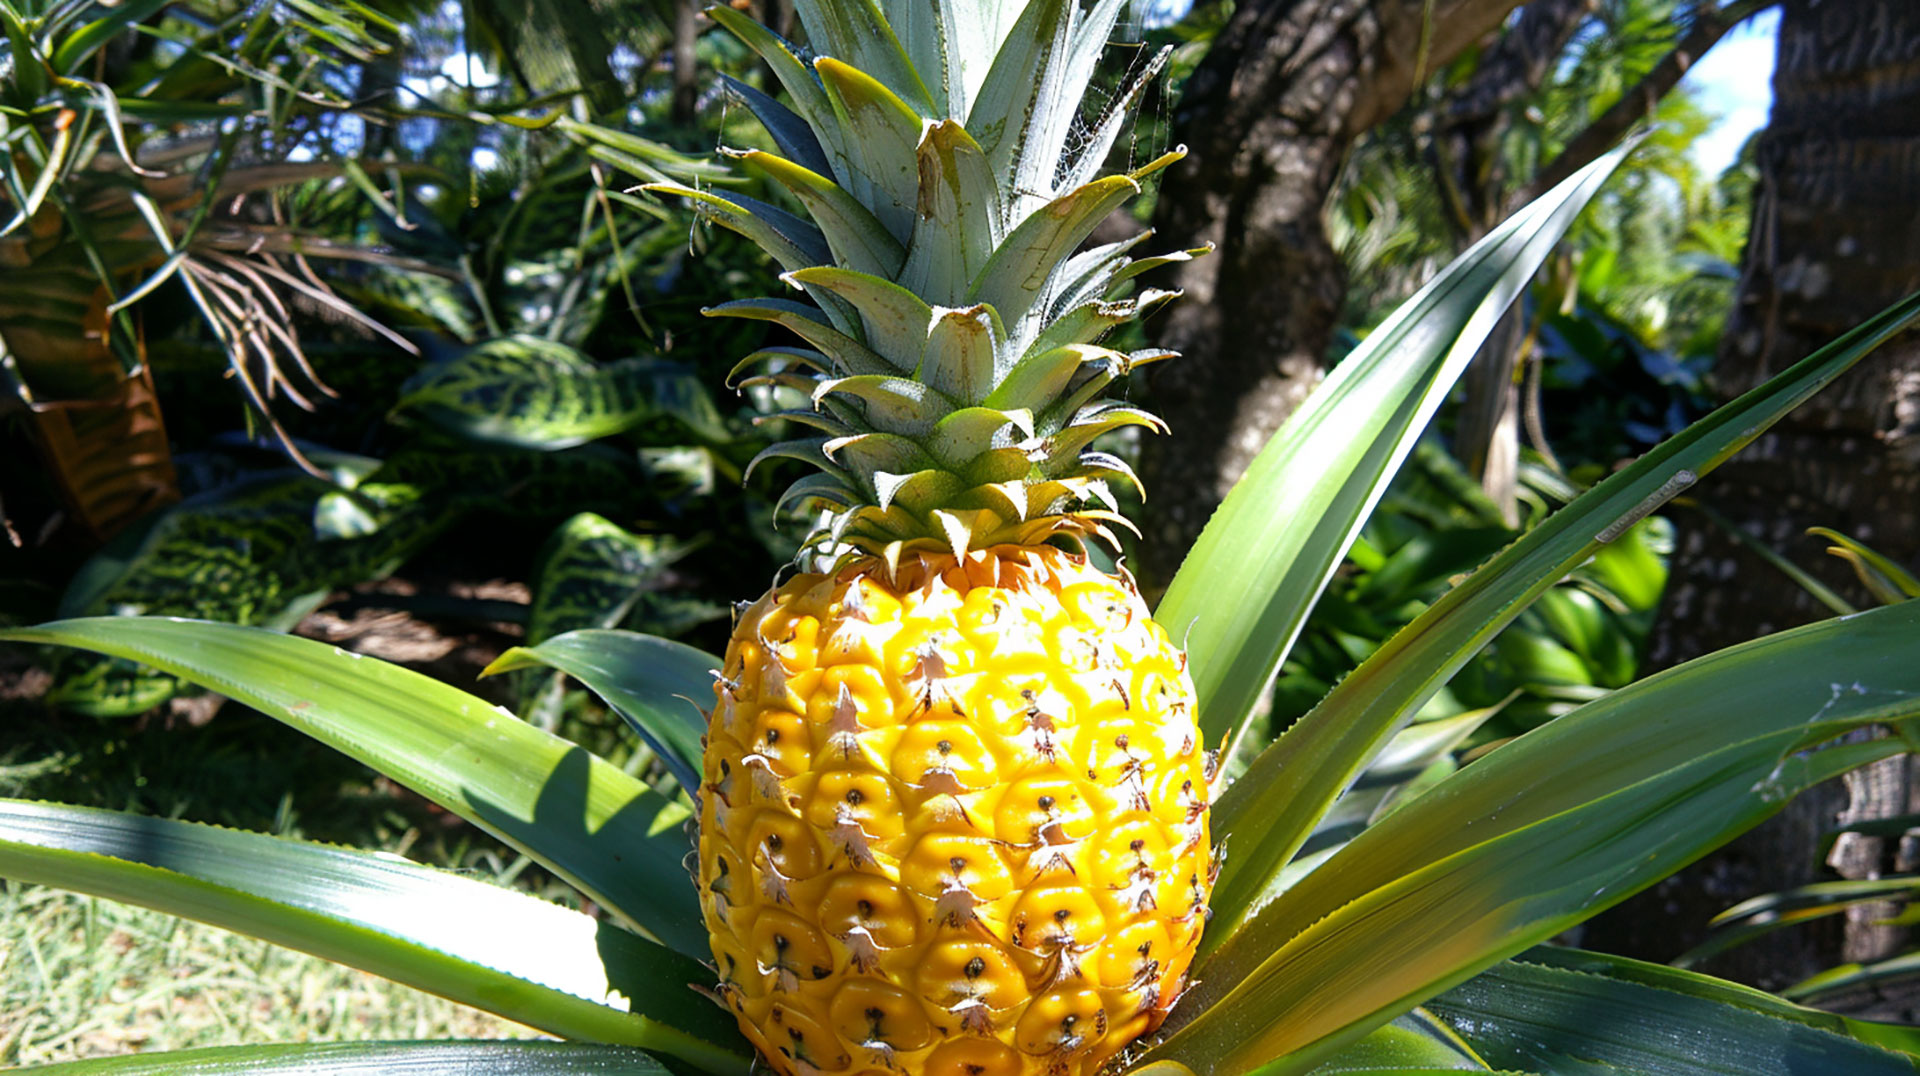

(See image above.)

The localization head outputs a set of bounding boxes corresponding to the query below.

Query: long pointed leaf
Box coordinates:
[1203,290,1920,943]
[1148,600,1920,1074]
[486,630,718,794]
[1426,948,1920,1075]
[12,1041,674,1074]
[0,801,745,1071]
[1155,146,1633,761]
[0,618,706,958]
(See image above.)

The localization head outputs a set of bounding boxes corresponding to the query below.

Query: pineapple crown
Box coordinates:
[651,0,1205,568]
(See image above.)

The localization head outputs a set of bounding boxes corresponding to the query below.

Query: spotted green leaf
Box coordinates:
[393,336,654,450]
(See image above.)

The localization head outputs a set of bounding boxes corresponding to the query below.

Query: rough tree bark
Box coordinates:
[1136,0,1534,591]
[1582,0,1920,1007]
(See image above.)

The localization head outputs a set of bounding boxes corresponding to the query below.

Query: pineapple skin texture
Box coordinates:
[699,544,1212,1076]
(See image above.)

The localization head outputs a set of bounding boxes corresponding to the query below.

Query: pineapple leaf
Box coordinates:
[4,1041,681,1074]
[728,345,830,385]
[1156,146,1635,767]
[878,468,971,514]
[966,0,1072,186]
[705,6,841,152]
[704,297,898,375]
[824,430,937,478]
[925,405,1035,468]
[969,174,1141,331]
[814,373,957,435]
[816,56,927,244]
[721,75,834,177]
[791,0,937,115]
[1675,875,1920,970]
[774,472,861,519]
[485,629,720,795]
[0,618,708,958]
[1426,948,1920,1075]
[786,266,935,369]
[1025,290,1177,355]
[921,303,1003,403]
[1054,231,1156,313]
[985,343,1099,410]
[643,182,832,271]
[737,149,905,278]
[1201,290,1920,951]
[1040,402,1163,461]
[0,801,747,1070]
[1150,600,1920,1075]
[1109,244,1214,293]
[1809,525,1920,603]
[899,119,1003,305]
[747,437,850,484]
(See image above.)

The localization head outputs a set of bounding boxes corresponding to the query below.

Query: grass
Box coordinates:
[0,883,532,1066]
[0,673,594,1068]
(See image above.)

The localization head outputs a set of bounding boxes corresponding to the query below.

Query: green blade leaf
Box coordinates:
[1155,146,1634,762]
[1425,949,1919,1075]
[722,76,834,177]
[968,173,1140,330]
[1811,525,1920,604]
[790,0,936,115]
[702,297,898,376]
[48,0,169,72]
[0,801,745,1071]
[11,1040,675,1074]
[1303,1009,1499,1072]
[1790,951,1920,1007]
[1149,600,1920,1075]
[785,266,936,371]
[815,55,926,245]
[1677,875,1920,969]
[899,119,1003,306]
[486,629,719,794]
[1203,290,1920,945]
[0,618,706,959]
[737,149,904,278]
[643,183,834,272]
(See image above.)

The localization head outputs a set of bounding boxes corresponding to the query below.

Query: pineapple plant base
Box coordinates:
[701,545,1211,1075]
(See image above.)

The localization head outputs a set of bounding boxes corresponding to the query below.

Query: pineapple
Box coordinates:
[654,0,1213,1071]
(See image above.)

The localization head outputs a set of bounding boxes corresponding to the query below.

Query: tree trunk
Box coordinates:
[1582,0,1920,1006]
[1137,0,1537,591]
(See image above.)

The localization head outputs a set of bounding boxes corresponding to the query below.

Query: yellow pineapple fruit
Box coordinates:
[704,546,1208,1074]
[650,0,1214,1071]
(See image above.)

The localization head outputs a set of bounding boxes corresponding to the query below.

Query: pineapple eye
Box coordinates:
[768,1003,848,1071]
[891,720,996,791]
[923,1039,1023,1076]
[805,770,904,839]
[993,776,1093,845]
[1014,988,1106,1056]
[916,941,1020,1009]
[1010,884,1108,954]
[817,873,919,947]
[902,833,1014,901]
[830,978,934,1051]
